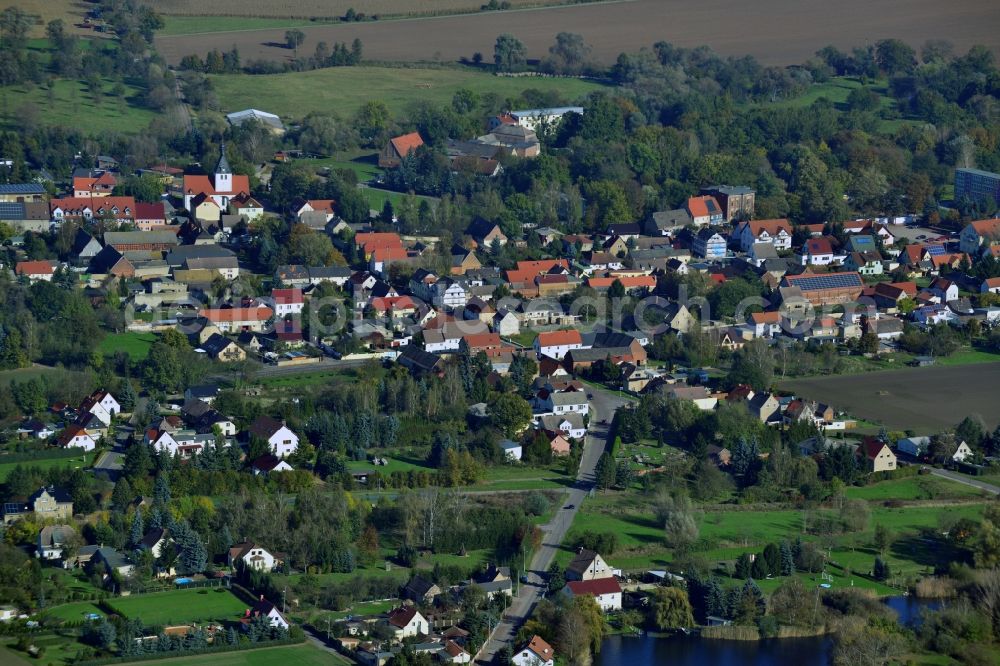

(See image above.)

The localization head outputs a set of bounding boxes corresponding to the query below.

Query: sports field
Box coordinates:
[156,0,1000,67]
[209,66,603,120]
[108,588,249,626]
[780,362,1000,432]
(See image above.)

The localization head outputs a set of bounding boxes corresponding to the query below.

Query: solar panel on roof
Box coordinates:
[0,202,25,219]
[787,273,862,291]
[925,245,946,256]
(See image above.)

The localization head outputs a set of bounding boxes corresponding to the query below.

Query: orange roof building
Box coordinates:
[380,132,425,168]
[199,306,274,333]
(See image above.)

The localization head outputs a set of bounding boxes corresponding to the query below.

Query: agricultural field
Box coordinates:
[14,0,108,38]
[107,588,249,626]
[97,332,158,361]
[780,362,1000,432]
[160,16,326,37]
[208,66,603,121]
[148,0,580,19]
[155,0,1000,68]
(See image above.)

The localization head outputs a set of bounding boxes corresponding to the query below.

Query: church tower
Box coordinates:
[214,142,233,195]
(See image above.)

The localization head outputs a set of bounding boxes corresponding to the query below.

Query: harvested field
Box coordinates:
[156,0,1000,67]
[780,362,1000,432]
[149,0,579,18]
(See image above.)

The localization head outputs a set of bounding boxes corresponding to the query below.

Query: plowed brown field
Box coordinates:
[156,0,1000,67]
[781,362,1000,431]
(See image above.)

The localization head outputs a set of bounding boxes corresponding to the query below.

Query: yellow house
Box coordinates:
[863,439,897,473]
[192,194,221,223]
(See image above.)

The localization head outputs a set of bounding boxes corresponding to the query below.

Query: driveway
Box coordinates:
[475,386,631,664]
[929,467,1000,495]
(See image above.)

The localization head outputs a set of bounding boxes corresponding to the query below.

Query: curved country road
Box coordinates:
[475,386,631,664]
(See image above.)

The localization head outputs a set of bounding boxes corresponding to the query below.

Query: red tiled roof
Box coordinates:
[566,577,622,596]
[370,296,416,313]
[371,246,409,262]
[969,219,1000,236]
[305,199,335,214]
[747,219,792,236]
[586,276,656,289]
[51,196,137,218]
[387,606,417,629]
[525,635,554,662]
[183,174,250,198]
[751,311,780,324]
[862,437,889,460]
[537,330,582,347]
[16,260,54,275]
[390,132,424,158]
[199,306,273,323]
[134,202,165,220]
[805,237,834,255]
[463,332,501,349]
[687,195,719,218]
[355,232,403,252]
[271,288,304,305]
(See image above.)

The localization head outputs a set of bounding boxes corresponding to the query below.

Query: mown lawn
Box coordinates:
[209,65,603,121]
[97,332,157,361]
[108,588,248,626]
[43,601,106,622]
[842,475,987,501]
[0,453,90,482]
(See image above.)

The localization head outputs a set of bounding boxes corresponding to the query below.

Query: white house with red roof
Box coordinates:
[294,199,336,222]
[15,260,55,282]
[982,277,1000,294]
[686,195,724,226]
[134,202,167,231]
[384,606,429,639]
[800,236,837,265]
[244,597,289,630]
[50,196,136,224]
[183,144,250,212]
[56,424,97,451]
[738,219,794,251]
[562,577,623,611]
[959,218,1000,256]
[73,172,117,198]
[228,542,281,572]
[534,330,584,360]
[512,635,555,666]
[199,305,274,333]
[271,288,304,317]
